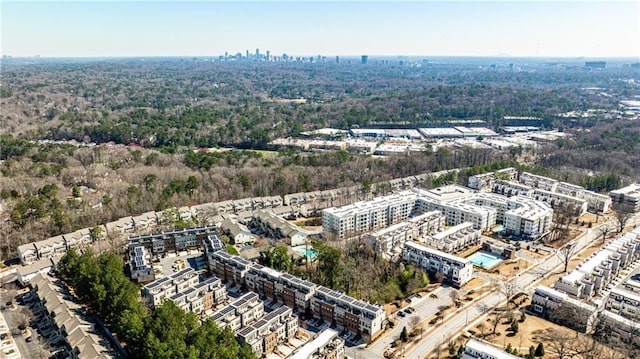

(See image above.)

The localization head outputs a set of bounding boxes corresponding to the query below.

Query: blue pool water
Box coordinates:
[468,251,502,269]
[296,247,318,259]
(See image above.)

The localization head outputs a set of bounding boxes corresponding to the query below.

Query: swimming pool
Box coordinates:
[295,247,318,259]
[467,251,503,269]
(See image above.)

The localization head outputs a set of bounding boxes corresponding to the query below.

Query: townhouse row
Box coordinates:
[17,228,93,265]
[29,273,115,358]
[532,228,640,336]
[552,228,640,300]
[206,250,387,342]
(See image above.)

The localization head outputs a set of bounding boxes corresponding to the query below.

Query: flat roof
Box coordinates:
[289,329,339,359]
[465,339,520,359]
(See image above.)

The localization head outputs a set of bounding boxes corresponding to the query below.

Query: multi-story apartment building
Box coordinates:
[519,172,559,192]
[462,339,521,359]
[408,210,446,240]
[402,242,474,287]
[290,328,345,359]
[467,168,519,191]
[503,196,553,239]
[531,285,598,332]
[596,310,640,346]
[531,189,588,215]
[237,306,299,356]
[491,180,533,198]
[553,228,640,299]
[311,286,386,342]
[610,183,640,212]
[424,222,480,253]
[365,222,415,260]
[142,267,200,307]
[579,190,612,214]
[322,191,418,239]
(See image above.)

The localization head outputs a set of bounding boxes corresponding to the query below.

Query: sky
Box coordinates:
[1,1,639,58]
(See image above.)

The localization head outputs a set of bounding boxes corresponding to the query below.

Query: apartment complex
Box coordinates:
[461,339,521,359]
[423,222,480,253]
[211,292,265,332]
[128,245,155,283]
[402,241,474,287]
[127,225,218,257]
[467,167,519,191]
[364,211,447,260]
[246,264,316,312]
[610,183,640,212]
[470,170,612,214]
[322,191,418,239]
[29,273,115,358]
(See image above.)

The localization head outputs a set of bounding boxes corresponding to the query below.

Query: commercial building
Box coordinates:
[610,183,640,212]
[462,339,520,359]
[402,241,474,287]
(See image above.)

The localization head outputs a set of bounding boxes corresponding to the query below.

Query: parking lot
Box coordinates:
[0,286,51,359]
[303,317,363,347]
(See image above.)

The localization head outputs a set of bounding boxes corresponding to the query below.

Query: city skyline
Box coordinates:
[2,1,639,58]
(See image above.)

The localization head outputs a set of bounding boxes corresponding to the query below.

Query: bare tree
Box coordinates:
[477,322,487,337]
[557,243,576,273]
[498,280,518,307]
[596,223,614,245]
[614,203,635,233]
[408,315,421,332]
[449,290,460,304]
[538,328,580,359]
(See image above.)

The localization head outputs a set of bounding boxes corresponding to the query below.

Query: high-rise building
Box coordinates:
[265,50,270,61]
[361,55,368,64]
[255,48,260,57]
[336,56,340,63]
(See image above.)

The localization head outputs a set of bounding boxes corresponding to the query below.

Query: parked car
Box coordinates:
[397,311,406,317]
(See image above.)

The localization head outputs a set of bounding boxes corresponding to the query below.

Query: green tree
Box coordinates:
[400,326,408,342]
[510,320,519,334]
[315,241,342,289]
[535,343,545,357]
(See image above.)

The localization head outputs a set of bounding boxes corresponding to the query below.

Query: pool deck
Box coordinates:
[467,250,503,270]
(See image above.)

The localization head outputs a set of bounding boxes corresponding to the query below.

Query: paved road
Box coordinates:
[401,219,622,359]
[346,285,459,359]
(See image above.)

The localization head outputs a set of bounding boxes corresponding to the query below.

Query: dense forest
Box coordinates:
[1,58,639,260]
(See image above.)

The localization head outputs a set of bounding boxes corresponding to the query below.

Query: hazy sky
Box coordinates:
[2,1,639,58]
